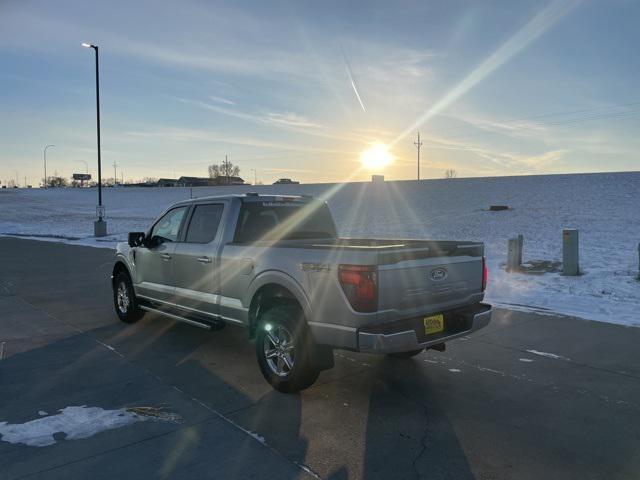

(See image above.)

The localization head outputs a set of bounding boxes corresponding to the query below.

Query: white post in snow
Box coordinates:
[507,237,522,272]
[562,229,579,276]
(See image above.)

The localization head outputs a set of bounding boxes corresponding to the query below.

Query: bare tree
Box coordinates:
[209,157,240,178]
[45,176,68,187]
[208,164,221,178]
[444,169,458,179]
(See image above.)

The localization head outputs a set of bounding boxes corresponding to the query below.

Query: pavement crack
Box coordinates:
[410,408,430,480]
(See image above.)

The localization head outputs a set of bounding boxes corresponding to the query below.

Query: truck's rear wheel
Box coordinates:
[255,304,319,393]
[387,348,424,359]
[113,272,144,323]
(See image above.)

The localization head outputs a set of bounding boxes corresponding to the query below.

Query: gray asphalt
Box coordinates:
[1,237,639,480]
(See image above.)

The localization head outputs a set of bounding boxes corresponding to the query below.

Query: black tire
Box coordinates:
[255,304,319,393]
[113,271,144,323]
[387,348,424,359]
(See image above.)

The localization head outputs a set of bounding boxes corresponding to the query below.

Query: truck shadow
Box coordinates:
[96,312,474,479]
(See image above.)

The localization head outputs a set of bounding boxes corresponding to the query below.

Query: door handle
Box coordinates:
[160,253,172,260]
[197,256,212,264]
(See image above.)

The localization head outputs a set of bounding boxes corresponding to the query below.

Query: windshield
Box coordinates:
[234,201,337,243]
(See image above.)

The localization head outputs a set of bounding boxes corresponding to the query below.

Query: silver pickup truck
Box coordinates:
[112,193,491,392]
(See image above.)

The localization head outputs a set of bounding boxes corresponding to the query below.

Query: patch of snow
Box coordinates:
[2,173,640,326]
[448,368,461,373]
[518,358,534,363]
[0,406,144,447]
[37,411,48,416]
[526,349,570,361]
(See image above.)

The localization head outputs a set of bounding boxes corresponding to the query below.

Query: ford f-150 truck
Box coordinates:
[112,193,491,392]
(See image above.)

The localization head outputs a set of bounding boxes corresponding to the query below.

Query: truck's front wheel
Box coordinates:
[113,272,144,323]
[255,305,319,393]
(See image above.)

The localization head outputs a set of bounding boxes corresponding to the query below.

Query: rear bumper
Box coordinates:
[357,303,492,354]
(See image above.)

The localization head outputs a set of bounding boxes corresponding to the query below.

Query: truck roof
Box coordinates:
[171,193,314,207]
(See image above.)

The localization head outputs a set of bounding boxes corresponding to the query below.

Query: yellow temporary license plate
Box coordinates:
[424,314,444,335]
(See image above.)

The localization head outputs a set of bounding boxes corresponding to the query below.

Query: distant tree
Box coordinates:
[444,169,458,179]
[46,176,68,187]
[209,157,240,178]
[208,164,221,178]
[141,177,158,184]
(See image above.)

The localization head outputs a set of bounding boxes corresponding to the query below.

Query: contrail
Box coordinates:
[340,45,366,113]
[392,0,581,146]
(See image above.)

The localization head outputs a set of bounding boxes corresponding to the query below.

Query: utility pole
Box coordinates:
[113,161,117,186]
[251,168,257,185]
[414,132,423,180]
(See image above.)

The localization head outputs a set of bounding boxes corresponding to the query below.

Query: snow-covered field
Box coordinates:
[2,172,639,326]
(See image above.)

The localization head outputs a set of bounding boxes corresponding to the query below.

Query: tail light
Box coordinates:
[338,264,377,312]
[482,256,488,291]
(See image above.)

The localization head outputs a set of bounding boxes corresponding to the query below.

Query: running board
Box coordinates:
[140,305,212,330]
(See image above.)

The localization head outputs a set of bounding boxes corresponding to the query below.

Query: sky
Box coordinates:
[0,0,638,186]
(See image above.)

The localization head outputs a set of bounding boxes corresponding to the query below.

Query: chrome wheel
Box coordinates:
[116,281,130,314]
[263,325,295,377]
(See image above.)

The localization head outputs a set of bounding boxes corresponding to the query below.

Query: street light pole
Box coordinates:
[83,42,106,236]
[43,144,54,188]
[251,168,257,185]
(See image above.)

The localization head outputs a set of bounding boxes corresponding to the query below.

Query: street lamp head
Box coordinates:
[81,42,97,49]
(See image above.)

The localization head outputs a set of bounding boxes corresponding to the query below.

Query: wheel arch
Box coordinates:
[112,261,132,288]
[246,272,311,339]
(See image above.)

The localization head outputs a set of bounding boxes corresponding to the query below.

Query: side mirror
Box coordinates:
[128,232,146,248]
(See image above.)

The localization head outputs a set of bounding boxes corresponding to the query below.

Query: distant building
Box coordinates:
[158,178,178,187]
[273,178,300,185]
[371,175,385,183]
[157,175,246,187]
[176,176,210,187]
[211,175,245,186]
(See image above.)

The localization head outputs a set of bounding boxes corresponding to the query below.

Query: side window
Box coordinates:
[150,207,187,243]
[185,204,224,243]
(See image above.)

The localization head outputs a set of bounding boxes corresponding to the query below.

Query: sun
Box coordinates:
[360,143,394,170]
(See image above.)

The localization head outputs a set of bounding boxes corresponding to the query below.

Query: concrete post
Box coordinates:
[562,229,579,276]
[507,237,521,272]
[94,220,107,237]
[637,243,640,280]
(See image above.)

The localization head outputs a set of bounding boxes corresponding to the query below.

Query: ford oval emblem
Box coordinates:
[430,267,448,281]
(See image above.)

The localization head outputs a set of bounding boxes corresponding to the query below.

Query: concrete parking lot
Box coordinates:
[1,237,639,479]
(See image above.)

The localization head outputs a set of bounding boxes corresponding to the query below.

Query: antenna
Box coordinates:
[414,132,423,180]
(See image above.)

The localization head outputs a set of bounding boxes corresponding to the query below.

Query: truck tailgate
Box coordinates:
[377,252,483,312]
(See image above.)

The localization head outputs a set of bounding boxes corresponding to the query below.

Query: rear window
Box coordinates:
[234,201,337,243]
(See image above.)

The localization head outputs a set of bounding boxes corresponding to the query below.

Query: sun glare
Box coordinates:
[360,143,393,170]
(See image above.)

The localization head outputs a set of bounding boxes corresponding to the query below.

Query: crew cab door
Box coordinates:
[171,202,226,317]
[135,206,189,303]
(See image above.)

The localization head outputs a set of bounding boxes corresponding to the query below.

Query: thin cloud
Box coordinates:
[264,112,322,129]
[209,95,235,105]
[124,127,353,155]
